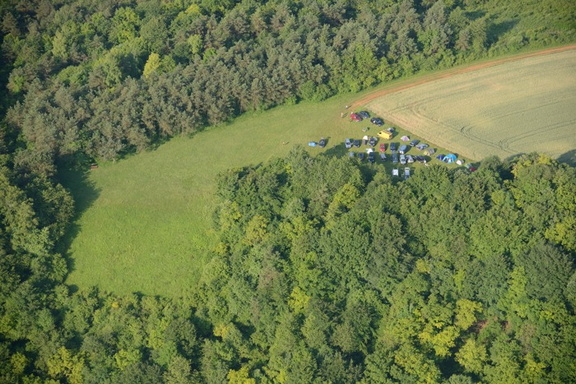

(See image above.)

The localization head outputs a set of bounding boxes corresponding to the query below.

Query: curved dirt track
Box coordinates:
[351,44,576,109]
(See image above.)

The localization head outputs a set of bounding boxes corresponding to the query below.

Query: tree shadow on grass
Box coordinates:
[55,164,101,278]
[320,140,349,158]
[557,149,576,167]
[487,18,519,45]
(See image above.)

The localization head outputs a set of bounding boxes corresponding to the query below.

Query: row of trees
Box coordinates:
[2,0,575,175]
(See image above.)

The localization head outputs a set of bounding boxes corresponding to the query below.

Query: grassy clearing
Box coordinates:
[64,85,457,297]
[65,47,573,297]
[367,49,576,161]
[63,92,367,296]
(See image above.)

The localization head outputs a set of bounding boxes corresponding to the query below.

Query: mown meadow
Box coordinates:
[63,45,576,296]
[63,92,357,296]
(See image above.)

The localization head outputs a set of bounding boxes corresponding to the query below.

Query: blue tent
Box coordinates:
[308,141,318,147]
[444,154,458,163]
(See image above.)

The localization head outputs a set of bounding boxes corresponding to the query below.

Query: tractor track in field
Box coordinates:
[351,44,576,109]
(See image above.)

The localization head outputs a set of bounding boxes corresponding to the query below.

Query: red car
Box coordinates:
[350,113,362,122]
[379,143,386,152]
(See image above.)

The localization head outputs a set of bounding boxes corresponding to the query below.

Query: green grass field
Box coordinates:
[64,47,575,297]
[64,86,453,297]
[63,92,401,296]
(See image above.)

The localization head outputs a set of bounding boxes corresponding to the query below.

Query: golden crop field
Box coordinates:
[367,49,576,161]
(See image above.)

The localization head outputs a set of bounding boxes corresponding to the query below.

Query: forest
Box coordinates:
[0,0,575,382]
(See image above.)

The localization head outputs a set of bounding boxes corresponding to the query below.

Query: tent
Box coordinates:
[308,141,317,147]
[436,154,445,161]
[443,154,458,163]
[401,135,410,141]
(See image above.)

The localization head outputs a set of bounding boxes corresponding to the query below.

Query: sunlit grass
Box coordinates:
[64,45,569,297]
[64,92,379,297]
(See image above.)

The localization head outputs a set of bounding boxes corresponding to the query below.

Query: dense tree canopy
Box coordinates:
[1,0,575,172]
[0,0,575,382]
[2,140,575,382]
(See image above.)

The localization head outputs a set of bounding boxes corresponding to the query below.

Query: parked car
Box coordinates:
[362,135,369,145]
[348,151,355,158]
[466,163,477,172]
[404,167,411,180]
[410,139,420,147]
[392,153,399,164]
[379,143,387,152]
[400,154,407,165]
[370,117,384,126]
[350,113,362,122]
[414,155,426,163]
[345,138,352,149]
[399,144,408,154]
[377,129,393,140]
[368,152,375,163]
[319,138,327,148]
[357,152,365,160]
[358,111,370,119]
[390,142,398,151]
[353,139,361,147]
[380,153,387,161]
[406,154,414,163]
[416,143,429,150]
[369,136,377,147]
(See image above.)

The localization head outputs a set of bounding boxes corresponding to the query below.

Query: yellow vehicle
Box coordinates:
[377,129,393,140]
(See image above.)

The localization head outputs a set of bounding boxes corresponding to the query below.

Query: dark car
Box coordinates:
[392,152,399,164]
[390,142,398,151]
[416,143,429,150]
[399,144,408,154]
[368,152,375,163]
[358,111,370,119]
[369,136,377,147]
[350,113,363,122]
[414,155,426,163]
[370,117,384,126]
[380,152,387,161]
[357,152,365,161]
[353,139,361,147]
[345,138,352,149]
[319,138,327,148]
[410,139,420,147]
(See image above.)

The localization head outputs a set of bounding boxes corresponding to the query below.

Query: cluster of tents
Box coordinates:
[436,153,459,164]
